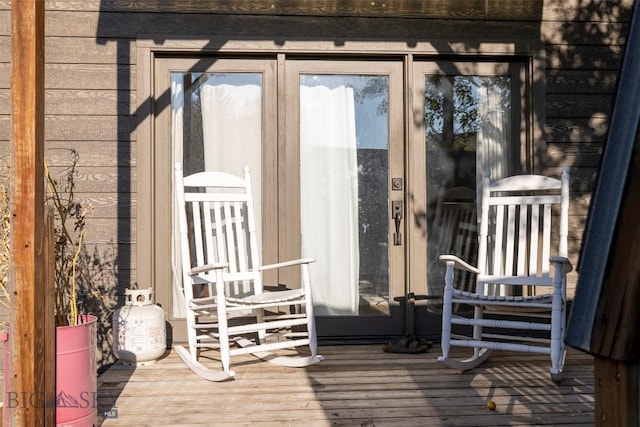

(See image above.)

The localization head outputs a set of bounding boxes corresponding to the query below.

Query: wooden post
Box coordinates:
[9,0,53,425]
[595,356,639,426]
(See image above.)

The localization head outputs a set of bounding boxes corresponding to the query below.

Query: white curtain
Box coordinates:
[200,78,262,179]
[171,74,263,317]
[476,81,511,210]
[171,74,187,317]
[300,85,360,316]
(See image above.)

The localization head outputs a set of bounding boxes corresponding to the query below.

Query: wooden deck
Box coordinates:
[97,344,594,426]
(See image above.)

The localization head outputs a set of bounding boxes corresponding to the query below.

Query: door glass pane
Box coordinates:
[299,74,390,317]
[173,72,262,178]
[170,72,263,318]
[424,75,512,299]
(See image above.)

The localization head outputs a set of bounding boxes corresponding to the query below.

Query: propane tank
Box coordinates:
[113,288,166,366]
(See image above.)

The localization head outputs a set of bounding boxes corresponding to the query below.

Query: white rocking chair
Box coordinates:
[174,164,324,381]
[438,167,572,382]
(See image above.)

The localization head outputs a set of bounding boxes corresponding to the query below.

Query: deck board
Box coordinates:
[97,345,594,426]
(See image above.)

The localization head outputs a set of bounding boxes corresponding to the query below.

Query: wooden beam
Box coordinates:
[9,0,53,425]
[94,0,545,20]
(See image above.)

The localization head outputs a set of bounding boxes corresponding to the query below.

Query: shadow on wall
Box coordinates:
[77,243,119,372]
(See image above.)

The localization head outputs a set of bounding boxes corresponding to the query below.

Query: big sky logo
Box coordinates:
[4,390,118,417]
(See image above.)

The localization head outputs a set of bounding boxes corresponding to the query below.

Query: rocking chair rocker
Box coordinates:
[174,164,323,381]
[438,167,572,382]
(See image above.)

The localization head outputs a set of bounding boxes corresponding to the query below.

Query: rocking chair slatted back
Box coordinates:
[183,170,262,298]
[478,170,569,296]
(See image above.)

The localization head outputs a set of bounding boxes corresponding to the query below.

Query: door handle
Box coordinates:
[392,200,403,246]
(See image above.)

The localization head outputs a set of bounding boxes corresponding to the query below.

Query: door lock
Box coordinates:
[392,201,403,245]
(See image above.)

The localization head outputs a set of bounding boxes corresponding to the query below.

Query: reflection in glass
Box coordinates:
[299,74,390,316]
[424,75,512,300]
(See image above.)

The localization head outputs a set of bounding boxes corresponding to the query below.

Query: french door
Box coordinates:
[411,60,524,336]
[284,60,407,338]
[154,55,525,341]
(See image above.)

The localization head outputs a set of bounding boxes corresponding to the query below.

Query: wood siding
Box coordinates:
[0,0,632,351]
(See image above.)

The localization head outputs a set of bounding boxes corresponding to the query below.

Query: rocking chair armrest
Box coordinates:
[550,256,573,274]
[258,258,316,271]
[439,254,481,274]
[188,262,229,276]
